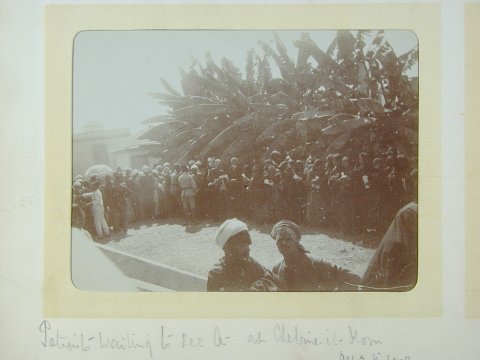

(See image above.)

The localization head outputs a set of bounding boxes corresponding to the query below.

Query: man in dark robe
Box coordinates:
[111,175,130,235]
[271,220,360,291]
[207,219,283,292]
[361,201,418,291]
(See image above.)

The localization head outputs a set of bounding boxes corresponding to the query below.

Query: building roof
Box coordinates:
[73,128,131,142]
[111,139,162,154]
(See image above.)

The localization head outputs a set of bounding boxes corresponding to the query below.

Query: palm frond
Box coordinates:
[160,77,182,97]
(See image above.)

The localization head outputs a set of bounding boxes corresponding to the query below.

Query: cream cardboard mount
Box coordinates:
[45,4,441,318]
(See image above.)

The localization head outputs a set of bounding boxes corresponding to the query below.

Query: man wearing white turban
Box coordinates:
[207,219,283,292]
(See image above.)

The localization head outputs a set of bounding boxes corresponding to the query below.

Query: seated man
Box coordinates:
[270,220,361,291]
[207,218,283,291]
[361,201,418,291]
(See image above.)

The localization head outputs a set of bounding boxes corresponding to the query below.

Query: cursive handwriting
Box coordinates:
[273,324,381,347]
[39,320,400,359]
[213,326,230,347]
[98,331,153,358]
[340,351,411,360]
[39,320,93,352]
[39,320,153,358]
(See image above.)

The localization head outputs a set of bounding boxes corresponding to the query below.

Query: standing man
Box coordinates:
[178,164,197,225]
[85,180,110,241]
[111,174,130,236]
[270,220,360,291]
[207,158,221,220]
[170,163,182,217]
[207,219,283,291]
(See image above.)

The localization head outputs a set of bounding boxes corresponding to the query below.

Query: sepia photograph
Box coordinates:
[71,29,419,292]
[5,1,480,359]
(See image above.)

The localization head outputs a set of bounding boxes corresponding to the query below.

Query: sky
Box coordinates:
[73,30,418,134]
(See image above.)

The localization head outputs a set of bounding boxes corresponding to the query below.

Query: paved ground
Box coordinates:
[103,218,376,279]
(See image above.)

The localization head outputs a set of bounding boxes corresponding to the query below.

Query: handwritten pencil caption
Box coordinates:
[39,320,411,360]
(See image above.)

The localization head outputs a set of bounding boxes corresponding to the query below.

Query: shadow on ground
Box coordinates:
[114,217,382,248]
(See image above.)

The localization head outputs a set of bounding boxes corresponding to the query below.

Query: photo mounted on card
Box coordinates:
[71,29,418,293]
[45,4,441,318]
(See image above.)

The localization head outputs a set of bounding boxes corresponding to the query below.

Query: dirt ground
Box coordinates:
[104,218,376,279]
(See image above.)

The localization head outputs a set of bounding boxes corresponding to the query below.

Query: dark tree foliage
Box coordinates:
[146,31,418,164]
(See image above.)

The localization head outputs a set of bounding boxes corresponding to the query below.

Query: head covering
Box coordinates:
[271,220,301,241]
[208,158,215,168]
[271,220,308,253]
[271,150,281,158]
[214,218,249,249]
[142,165,150,173]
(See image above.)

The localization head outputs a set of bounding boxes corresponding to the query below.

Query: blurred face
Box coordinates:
[276,236,299,258]
[224,232,251,263]
[275,229,300,258]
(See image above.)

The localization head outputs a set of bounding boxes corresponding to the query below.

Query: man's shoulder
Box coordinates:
[179,172,194,180]
[272,260,284,274]
[398,201,418,217]
[304,253,335,269]
[247,256,268,269]
[208,257,226,275]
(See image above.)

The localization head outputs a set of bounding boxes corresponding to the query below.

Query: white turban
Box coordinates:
[214,218,248,249]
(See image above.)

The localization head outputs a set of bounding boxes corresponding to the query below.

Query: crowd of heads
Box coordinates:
[72,144,417,241]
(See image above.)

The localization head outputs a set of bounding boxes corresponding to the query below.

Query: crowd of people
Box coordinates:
[72,147,417,243]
